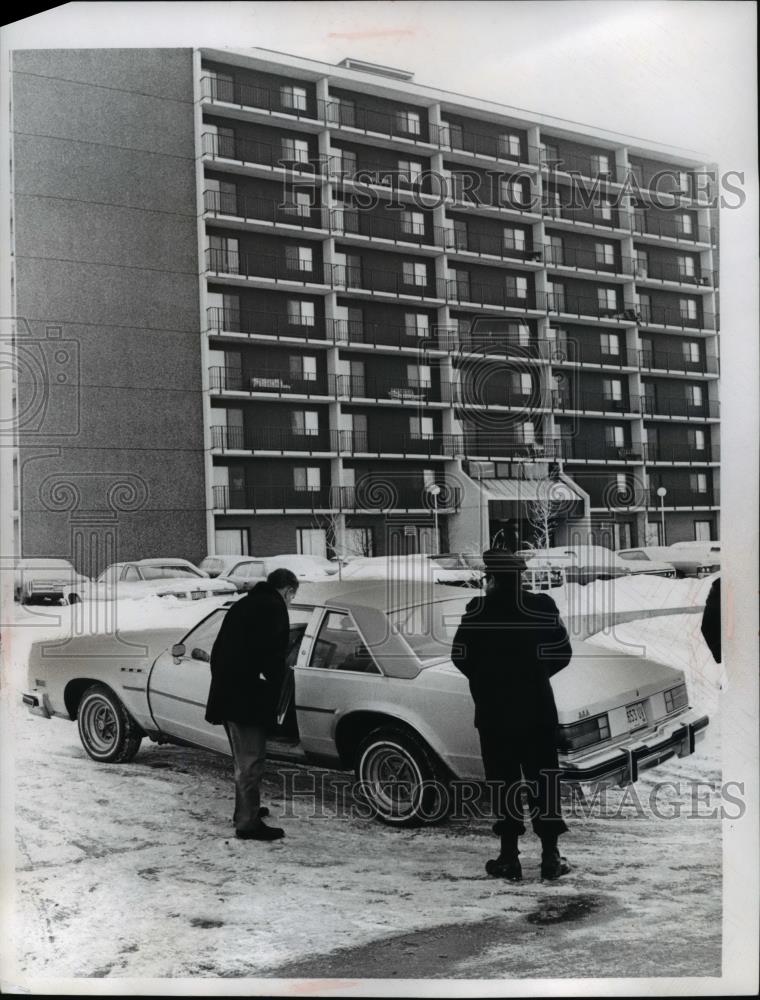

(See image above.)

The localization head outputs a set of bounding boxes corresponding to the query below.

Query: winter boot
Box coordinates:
[485,833,522,881]
[540,838,571,880]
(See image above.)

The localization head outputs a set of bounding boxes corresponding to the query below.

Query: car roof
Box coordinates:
[132,558,196,565]
[293,580,472,614]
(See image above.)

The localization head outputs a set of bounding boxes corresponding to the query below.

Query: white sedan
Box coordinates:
[91,559,237,600]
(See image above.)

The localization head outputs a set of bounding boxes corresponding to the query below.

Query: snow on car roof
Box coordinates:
[293,580,472,613]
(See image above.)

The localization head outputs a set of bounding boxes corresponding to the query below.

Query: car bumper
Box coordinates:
[22,689,53,719]
[560,711,709,785]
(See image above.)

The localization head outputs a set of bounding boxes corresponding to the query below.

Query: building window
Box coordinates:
[548,281,565,311]
[506,321,531,346]
[281,137,310,164]
[682,341,700,363]
[595,201,613,221]
[290,355,317,382]
[297,528,327,557]
[547,234,564,265]
[615,472,628,492]
[595,242,615,266]
[215,528,249,555]
[345,526,374,557]
[285,245,313,273]
[505,275,528,300]
[401,211,425,236]
[329,97,355,127]
[439,120,463,149]
[293,466,321,492]
[635,251,648,277]
[680,298,698,321]
[605,425,625,447]
[283,191,313,217]
[405,312,429,337]
[334,147,357,177]
[540,142,559,167]
[677,170,691,194]
[690,473,708,494]
[513,372,532,396]
[204,69,235,102]
[689,428,706,451]
[281,84,307,111]
[205,178,237,215]
[408,363,432,388]
[403,260,427,287]
[603,378,623,401]
[208,235,239,274]
[687,384,703,406]
[694,520,712,541]
[503,227,526,254]
[646,521,664,545]
[499,133,522,159]
[203,124,236,159]
[410,415,434,439]
[287,300,315,327]
[292,410,319,436]
[676,213,693,236]
[398,159,423,184]
[395,109,421,135]
[600,332,620,355]
[591,153,611,176]
[678,255,696,278]
[520,420,536,444]
[638,292,652,321]
[598,287,617,313]
[500,178,524,206]
[448,268,470,299]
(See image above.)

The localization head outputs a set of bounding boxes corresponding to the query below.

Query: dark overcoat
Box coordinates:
[700,577,721,663]
[205,581,289,726]
[451,588,572,737]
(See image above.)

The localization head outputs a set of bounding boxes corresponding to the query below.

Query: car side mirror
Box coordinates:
[171,643,186,661]
[191,647,210,662]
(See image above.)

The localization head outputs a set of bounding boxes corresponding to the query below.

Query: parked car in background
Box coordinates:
[619,544,720,578]
[517,545,630,586]
[341,554,479,587]
[216,553,340,592]
[611,550,677,579]
[14,558,91,605]
[197,554,244,578]
[24,581,709,827]
[93,559,237,600]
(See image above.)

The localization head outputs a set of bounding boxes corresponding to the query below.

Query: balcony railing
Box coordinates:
[207,306,330,341]
[211,425,334,454]
[201,75,319,120]
[544,244,634,275]
[335,430,454,458]
[455,334,550,360]
[319,99,431,143]
[205,248,330,287]
[552,391,639,414]
[210,366,332,397]
[631,212,715,245]
[588,487,649,510]
[545,293,636,322]
[336,484,461,512]
[446,279,538,310]
[327,318,448,352]
[634,259,715,286]
[646,489,719,509]
[441,226,537,261]
[328,156,435,194]
[328,263,446,299]
[639,349,719,375]
[559,442,644,462]
[431,124,540,165]
[204,189,327,230]
[455,384,545,409]
[549,342,640,368]
[201,131,323,174]
[638,303,715,331]
[644,444,719,464]
[459,435,563,461]
[641,396,720,419]
[213,485,335,511]
[336,374,453,404]
[329,207,436,247]
[540,150,618,182]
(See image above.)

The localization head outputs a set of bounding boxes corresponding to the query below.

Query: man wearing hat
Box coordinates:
[451,548,573,881]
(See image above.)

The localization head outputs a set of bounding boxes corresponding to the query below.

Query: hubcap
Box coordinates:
[82,697,118,753]
[361,742,423,819]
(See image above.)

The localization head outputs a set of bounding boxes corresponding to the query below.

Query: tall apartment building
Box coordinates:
[9,48,719,570]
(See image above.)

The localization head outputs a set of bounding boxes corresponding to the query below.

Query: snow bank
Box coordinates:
[552,572,714,618]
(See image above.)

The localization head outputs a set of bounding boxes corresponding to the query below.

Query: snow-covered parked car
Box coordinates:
[215,554,340,591]
[619,545,719,579]
[92,559,237,600]
[23,581,709,826]
[517,546,631,587]
[14,558,91,605]
[341,553,479,587]
[613,549,677,579]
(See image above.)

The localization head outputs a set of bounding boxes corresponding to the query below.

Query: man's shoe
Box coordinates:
[485,855,522,881]
[235,821,284,841]
[258,806,270,818]
[541,848,571,880]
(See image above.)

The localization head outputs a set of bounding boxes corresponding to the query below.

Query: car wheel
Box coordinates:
[77,684,143,763]
[355,726,450,827]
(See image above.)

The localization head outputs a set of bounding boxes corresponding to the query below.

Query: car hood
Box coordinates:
[99,578,235,595]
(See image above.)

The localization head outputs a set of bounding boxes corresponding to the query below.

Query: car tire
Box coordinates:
[355,725,450,827]
[77,684,143,764]
[68,593,82,605]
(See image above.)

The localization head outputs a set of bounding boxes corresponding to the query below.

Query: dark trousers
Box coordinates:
[478,725,568,842]
[223,721,267,832]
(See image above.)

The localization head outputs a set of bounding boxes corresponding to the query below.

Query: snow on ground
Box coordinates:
[3,580,725,984]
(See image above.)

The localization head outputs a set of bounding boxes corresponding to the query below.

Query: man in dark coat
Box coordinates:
[206,568,299,840]
[700,576,721,663]
[451,549,573,881]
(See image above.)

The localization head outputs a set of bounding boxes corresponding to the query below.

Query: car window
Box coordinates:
[620,550,647,561]
[181,609,228,659]
[140,565,200,580]
[123,566,141,581]
[308,611,380,674]
[286,625,306,667]
[233,561,265,578]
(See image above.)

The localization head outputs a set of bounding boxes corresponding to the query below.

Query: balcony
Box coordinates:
[328,156,435,195]
[328,263,446,300]
[205,248,331,289]
[588,487,648,510]
[213,485,335,512]
[550,341,639,369]
[644,444,719,464]
[201,75,319,120]
[328,318,448,353]
[336,430,455,458]
[541,150,618,182]
[552,391,639,415]
[211,425,335,455]
[459,435,562,462]
[329,208,437,248]
[634,259,716,287]
[544,244,634,277]
[641,396,720,420]
[210,366,332,398]
[336,484,461,513]
[455,333,550,361]
[646,489,719,509]
[559,441,644,463]
[431,124,540,166]
[638,303,716,332]
[207,306,330,342]
[442,226,539,263]
[446,278,539,310]
[455,384,547,410]
[639,349,719,376]
[631,212,715,245]
[204,189,327,232]
[319,99,432,145]
[336,374,454,405]
[201,131,323,175]
[546,293,639,324]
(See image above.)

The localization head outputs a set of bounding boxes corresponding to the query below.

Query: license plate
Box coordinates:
[626,701,648,729]
[191,590,206,600]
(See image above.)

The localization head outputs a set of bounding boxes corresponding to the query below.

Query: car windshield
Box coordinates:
[140,565,203,580]
[388,598,471,661]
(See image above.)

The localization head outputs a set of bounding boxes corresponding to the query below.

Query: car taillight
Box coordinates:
[557,713,611,752]
[664,683,688,714]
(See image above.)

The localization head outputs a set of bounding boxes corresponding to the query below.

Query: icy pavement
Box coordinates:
[2,583,725,985]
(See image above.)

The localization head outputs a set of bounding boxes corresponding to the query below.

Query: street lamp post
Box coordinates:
[656,486,667,545]
[427,483,441,555]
